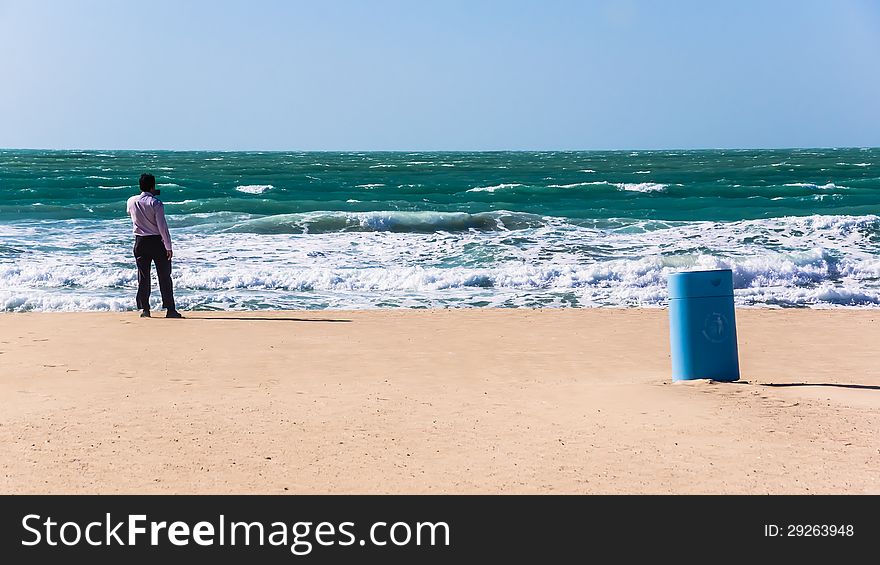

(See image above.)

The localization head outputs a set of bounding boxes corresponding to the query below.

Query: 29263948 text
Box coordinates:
[764,524,854,537]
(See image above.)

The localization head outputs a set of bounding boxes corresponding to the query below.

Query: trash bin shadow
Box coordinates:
[760,383,880,391]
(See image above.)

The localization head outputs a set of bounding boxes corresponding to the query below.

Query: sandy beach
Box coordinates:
[0,308,877,494]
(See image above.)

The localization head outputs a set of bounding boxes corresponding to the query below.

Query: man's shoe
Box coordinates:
[166,310,184,319]
[140,310,151,318]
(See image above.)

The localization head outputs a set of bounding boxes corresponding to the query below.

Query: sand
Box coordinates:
[0,308,877,494]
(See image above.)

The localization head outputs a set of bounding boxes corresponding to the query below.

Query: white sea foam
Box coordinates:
[0,225,37,236]
[0,291,133,312]
[547,181,606,189]
[346,199,361,203]
[836,162,871,167]
[7,245,880,311]
[235,184,274,194]
[783,182,843,190]
[0,263,136,289]
[217,210,541,234]
[633,170,651,174]
[356,184,385,189]
[467,183,524,193]
[578,169,596,173]
[614,182,667,192]
[368,164,396,168]
[4,213,879,311]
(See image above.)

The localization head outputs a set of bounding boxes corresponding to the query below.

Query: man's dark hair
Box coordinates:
[139,173,156,192]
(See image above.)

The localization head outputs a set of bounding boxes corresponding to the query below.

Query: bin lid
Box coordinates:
[667,269,734,299]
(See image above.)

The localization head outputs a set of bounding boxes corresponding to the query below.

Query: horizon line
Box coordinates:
[1,145,878,153]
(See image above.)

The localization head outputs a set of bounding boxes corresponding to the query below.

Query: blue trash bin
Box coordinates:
[668,269,740,382]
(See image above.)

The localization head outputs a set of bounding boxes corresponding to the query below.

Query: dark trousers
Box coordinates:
[134,235,175,311]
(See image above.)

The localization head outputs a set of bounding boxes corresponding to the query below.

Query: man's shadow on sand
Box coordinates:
[189,316,352,323]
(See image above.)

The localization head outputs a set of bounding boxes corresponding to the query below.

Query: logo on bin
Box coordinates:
[702,312,728,343]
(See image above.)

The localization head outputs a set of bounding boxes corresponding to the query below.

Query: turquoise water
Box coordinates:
[1,148,879,310]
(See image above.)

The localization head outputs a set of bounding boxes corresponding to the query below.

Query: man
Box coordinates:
[126,173,183,318]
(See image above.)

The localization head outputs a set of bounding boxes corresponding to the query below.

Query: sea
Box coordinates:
[1,148,878,311]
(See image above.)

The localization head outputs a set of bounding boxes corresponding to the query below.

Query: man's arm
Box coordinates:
[154,201,174,258]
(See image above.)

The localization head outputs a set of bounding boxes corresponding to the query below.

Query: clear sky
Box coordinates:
[1,0,878,151]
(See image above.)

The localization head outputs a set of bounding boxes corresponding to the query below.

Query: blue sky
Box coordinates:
[1,0,878,150]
